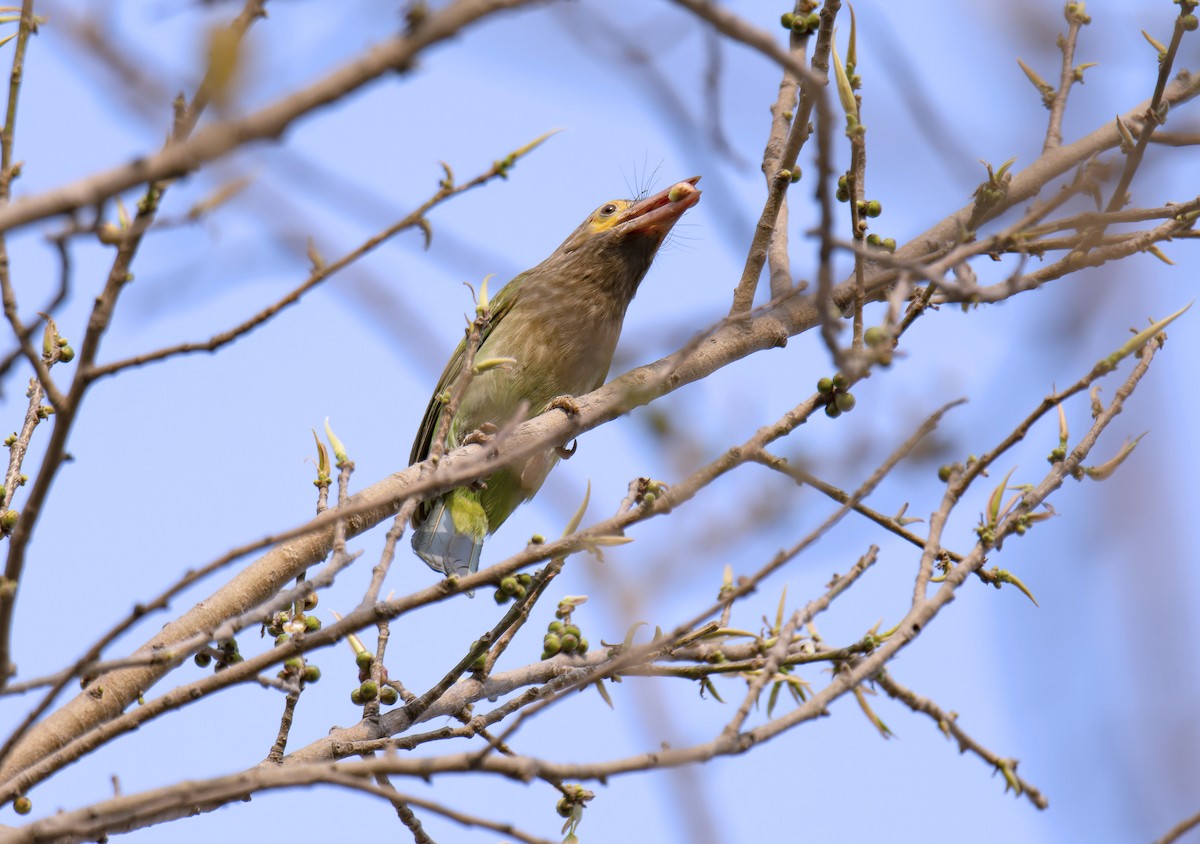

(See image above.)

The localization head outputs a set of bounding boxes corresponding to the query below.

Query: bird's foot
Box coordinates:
[548,395,582,416]
[555,439,578,460]
[462,422,499,447]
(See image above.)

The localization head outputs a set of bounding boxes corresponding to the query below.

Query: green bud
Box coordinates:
[577,637,589,654]
[473,357,517,374]
[274,633,289,646]
[882,238,896,252]
[836,186,850,203]
[530,534,545,545]
[494,588,509,604]
[833,373,848,390]
[517,573,532,586]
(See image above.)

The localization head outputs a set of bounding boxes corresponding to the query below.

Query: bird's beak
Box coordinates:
[617,176,702,238]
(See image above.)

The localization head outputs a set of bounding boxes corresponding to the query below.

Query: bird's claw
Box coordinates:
[555,439,578,460]
[462,422,499,446]
[548,395,582,416]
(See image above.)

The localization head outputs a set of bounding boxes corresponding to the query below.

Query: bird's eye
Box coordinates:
[599,203,619,217]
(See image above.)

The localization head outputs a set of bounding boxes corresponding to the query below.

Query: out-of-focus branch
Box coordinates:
[0,0,550,236]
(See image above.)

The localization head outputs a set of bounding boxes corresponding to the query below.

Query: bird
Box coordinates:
[409,176,702,586]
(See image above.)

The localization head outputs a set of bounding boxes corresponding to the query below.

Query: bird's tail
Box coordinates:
[412,491,486,596]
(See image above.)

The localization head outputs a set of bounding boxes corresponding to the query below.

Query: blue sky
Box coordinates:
[1,1,1198,842]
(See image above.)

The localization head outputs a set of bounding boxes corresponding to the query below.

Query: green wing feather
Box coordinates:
[409,277,523,514]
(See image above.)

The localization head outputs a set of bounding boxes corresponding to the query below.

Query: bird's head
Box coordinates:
[559,175,701,253]
[536,176,702,303]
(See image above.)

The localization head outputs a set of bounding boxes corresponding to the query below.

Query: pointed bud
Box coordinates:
[1115,114,1137,153]
[1101,301,1191,370]
[473,357,516,374]
[831,37,859,124]
[324,417,348,464]
[477,273,493,316]
[1084,433,1146,481]
[312,429,329,478]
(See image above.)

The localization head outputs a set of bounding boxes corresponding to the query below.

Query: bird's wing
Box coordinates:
[408,277,522,467]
